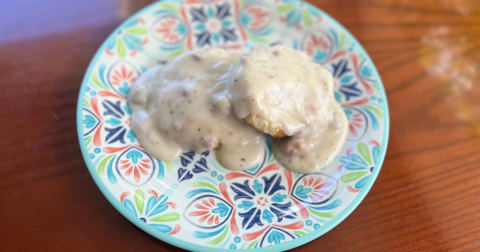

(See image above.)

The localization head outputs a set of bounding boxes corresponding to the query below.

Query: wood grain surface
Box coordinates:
[1,0,479,251]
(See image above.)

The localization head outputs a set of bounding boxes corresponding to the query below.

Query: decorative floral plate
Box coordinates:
[77,0,389,251]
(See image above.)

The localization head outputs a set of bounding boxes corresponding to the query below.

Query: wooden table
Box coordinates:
[1,0,479,251]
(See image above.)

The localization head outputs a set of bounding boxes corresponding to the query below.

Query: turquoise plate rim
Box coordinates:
[76,0,390,251]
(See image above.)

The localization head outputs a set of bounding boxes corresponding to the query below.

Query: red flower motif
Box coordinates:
[305,34,330,56]
[348,113,364,137]
[246,6,269,29]
[111,64,137,86]
[188,198,221,225]
[120,158,151,183]
[302,177,334,202]
[155,18,180,42]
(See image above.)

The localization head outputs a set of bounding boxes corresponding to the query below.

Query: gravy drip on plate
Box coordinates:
[129,48,266,171]
[229,46,349,173]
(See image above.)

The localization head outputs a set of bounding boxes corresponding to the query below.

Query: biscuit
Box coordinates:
[242,113,287,138]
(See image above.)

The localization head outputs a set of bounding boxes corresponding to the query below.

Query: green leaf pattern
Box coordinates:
[134,189,145,215]
[341,143,380,189]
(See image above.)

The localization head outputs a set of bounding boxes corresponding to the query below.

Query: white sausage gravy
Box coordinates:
[128,46,348,173]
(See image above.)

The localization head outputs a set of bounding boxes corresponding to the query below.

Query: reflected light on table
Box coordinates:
[419,25,480,134]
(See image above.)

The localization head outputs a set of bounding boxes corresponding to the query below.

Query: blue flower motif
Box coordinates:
[313,49,327,62]
[105,126,127,144]
[252,179,263,194]
[270,202,296,222]
[271,193,287,202]
[231,180,255,201]
[239,208,263,230]
[262,174,285,195]
[361,65,372,78]
[102,100,135,144]
[211,203,230,217]
[230,174,296,230]
[262,209,274,223]
[295,185,312,199]
[331,59,351,78]
[82,108,101,136]
[268,230,286,245]
[190,3,238,47]
[126,150,142,164]
[83,115,97,129]
[238,201,254,210]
